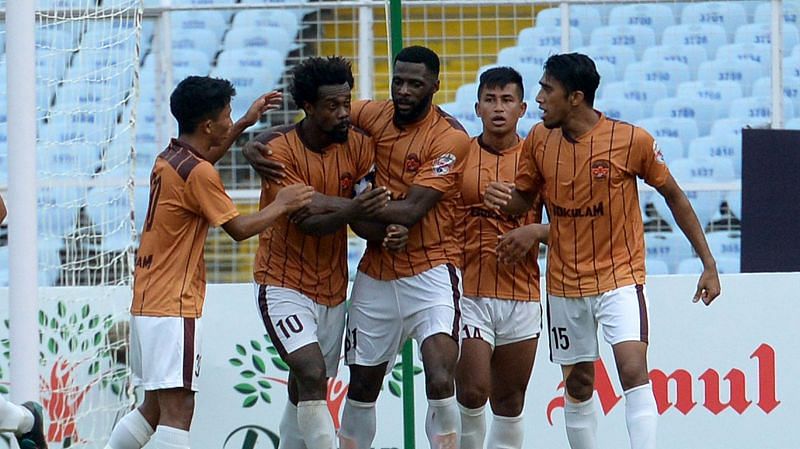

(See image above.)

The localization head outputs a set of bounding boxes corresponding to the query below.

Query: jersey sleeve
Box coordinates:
[515,129,544,194]
[632,127,670,188]
[350,100,383,133]
[185,163,239,227]
[412,130,470,193]
[353,132,377,181]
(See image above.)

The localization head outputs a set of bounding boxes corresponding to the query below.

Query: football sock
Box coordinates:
[564,396,597,449]
[425,396,459,449]
[624,384,657,449]
[104,408,155,449]
[297,400,335,449]
[153,425,190,449]
[278,401,307,449]
[0,395,33,435]
[338,399,376,449]
[487,413,524,449]
[458,403,485,449]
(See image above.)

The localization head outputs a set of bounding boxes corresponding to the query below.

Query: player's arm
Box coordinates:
[242,131,287,183]
[291,185,390,237]
[655,174,721,305]
[221,184,314,241]
[484,183,538,216]
[0,194,6,224]
[364,185,443,229]
[208,92,284,164]
[496,223,549,265]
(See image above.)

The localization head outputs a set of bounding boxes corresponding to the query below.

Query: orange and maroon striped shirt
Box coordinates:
[252,123,375,306]
[516,114,670,297]
[350,99,471,280]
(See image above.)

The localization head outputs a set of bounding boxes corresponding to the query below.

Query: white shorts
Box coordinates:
[130,315,202,391]
[255,284,346,378]
[345,264,461,370]
[460,296,542,348]
[547,284,650,365]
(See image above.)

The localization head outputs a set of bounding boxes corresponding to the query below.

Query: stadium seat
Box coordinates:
[697,58,762,96]
[680,1,748,40]
[676,257,703,274]
[662,24,728,59]
[653,136,685,164]
[785,117,800,129]
[455,83,479,108]
[716,256,741,274]
[0,246,8,287]
[171,29,220,61]
[240,0,314,20]
[233,10,301,39]
[653,97,720,135]
[497,45,557,70]
[593,59,618,83]
[653,158,727,230]
[38,185,81,238]
[36,26,80,49]
[171,11,229,43]
[783,55,800,80]
[735,23,800,52]
[671,156,736,182]
[624,60,690,96]
[510,64,543,99]
[644,232,693,273]
[134,185,151,234]
[216,48,286,82]
[38,238,62,286]
[645,258,670,275]
[590,25,656,58]
[535,6,603,39]
[677,80,743,115]
[36,49,72,84]
[752,76,800,112]
[574,45,636,81]
[594,98,645,123]
[641,44,708,77]
[754,1,800,26]
[609,3,675,44]
[688,134,742,176]
[517,26,583,49]
[517,118,536,138]
[725,191,741,218]
[715,43,771,77]
[209,66,278,121]
[601,80,668,116]
[439,101,479,135]
[728,96,795,122]
[637,117,699,149]
[170,0,238,20]
[706,231,741,262]
[38,141,101,177]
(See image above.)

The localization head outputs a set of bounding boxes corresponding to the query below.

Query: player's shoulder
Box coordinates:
[258,123,299,147]
[353,99,392,117]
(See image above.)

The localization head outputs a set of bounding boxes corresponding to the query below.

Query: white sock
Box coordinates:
[425,396,459,449]
[153,426,190,449]
[278,402,307,449]
[624,384,658,449]
[458,403,485,449]
[104,409,155,449]
[338,399,376,449]
[564,397,597,449]
[296,400,335,449]
[487,413,524,449]
[0,396,34,435]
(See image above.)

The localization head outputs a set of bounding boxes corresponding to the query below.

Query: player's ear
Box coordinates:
[570,90,585,107]
[432,78,440,94]
[519,100,528,118]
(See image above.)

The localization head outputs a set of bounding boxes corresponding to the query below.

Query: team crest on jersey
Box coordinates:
[405,153,421,173]
[591,160,610,180]
[433,153,457,176]
[340,172,354,191]
[653,140,665,164]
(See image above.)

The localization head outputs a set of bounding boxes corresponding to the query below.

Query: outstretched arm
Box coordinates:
[221,184,313,241]
[655,174,721,305]
[211,92,284,164]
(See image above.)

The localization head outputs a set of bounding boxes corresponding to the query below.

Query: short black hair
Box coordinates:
[394,45,440,77]
[477,66,524,100]
[289,56,354,108]
[543,53,600,106]
[170,76,235,135]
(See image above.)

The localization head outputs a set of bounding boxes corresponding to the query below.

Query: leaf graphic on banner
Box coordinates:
[241,370,256,379]
[250,340,262,351]
[258,380,272,389]
[243,395,258,408]
[253,355,266,374]
[235,344,246,356]
[260,392,271,404]
[388,380,402,397]
[271,357,289,372]
[234,383,257,394]
[229,358,243,367]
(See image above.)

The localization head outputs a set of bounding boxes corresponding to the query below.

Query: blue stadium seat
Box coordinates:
[518,25,583,49]
[624,60,690,95]
[785,117,800,129]
[609,3,675,44]
[590,25,656,58]
[517,117,536,138]
[697,58,762,96]
[680,1,748,40]
[653,97,720,135]
[662,24,728,59]
[439,101,479,136]
[754,1,800,26]
[735,23,800,52]
[637,117,699,149]
[671,156,735,182]
[233,10,301,39]
[602,80,668,116]
[535,6,603,39]
[223,26,294,57]
[171,11,228,43]
[715,43,770,77]
[752,76,800,112]
[676,257,703,274]
[688,134,742,176]
[593,59,618,83]
[645,258,670,275]
[574,45,636,81]
[38,238,62,286]
[725,191,741,218]
[240,0,314,20]
[172,48,213,75]
[38,185,81,238]
[645,232,693,273]
[36,49,72,84]
[216,48,286,81]
[728,96,795,122]
[455,83,479,108]
[55,80,127,107]
[134,185,150,234]
[210,66,278,121]
[170,0,238,21]
[85,184,136,252]
[706,231,741,262]
[783,55,800,79]
[171,29,220,61]
[711,117,768,139]
[641,44,708,77]
[656,157,729,229]
[0,246,8,287]
[36,26,80,49]
[677,80,743,115]
[594,98,645,123]
[497,45,557,70]
[717,257,741,274]
[654,136,685,164]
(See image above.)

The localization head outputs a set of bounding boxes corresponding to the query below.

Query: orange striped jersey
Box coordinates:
[516,114,670,297]
[132,139,239,317]
[252,123,375,306]
[458,136,543,301]
[350,99,471,280]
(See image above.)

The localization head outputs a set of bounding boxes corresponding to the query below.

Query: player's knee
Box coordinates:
[490,392,525,417]
[456,382,489,409]
[617,361,649,391]
[425,369,455,399]
[158,391,194,428]
[565,369,594,401]
[292,362,328,394]
[347,367,384,402]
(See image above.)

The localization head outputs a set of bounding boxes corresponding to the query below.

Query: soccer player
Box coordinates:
[0,194,48,449]
[485,53,721,449]
[242,45,471,449]
[455,67,544,449]
[104,76,313,449]
[246,56,396,449]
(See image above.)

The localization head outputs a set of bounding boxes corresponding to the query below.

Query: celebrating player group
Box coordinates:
[107,45,721,449]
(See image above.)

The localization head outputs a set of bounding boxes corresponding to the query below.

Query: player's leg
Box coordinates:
[104,392,158,449]
[420,334,459,449]
[151,387,195,449]
[277,373,306,449]
[339,272,400,449]
[547,294,600,449]
[284,344,334,449]
[455,295,494,449]
[599,285,656,449]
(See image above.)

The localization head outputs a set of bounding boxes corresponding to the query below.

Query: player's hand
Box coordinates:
[274,184,314,214]
[496,224,547,265]
[243,140,286,183]
[352,183,390,217]
[484,181,514,210]
[383,224,408,252]
[289,192,339,224]
[693,264,721,305]
[241,91,283,126]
